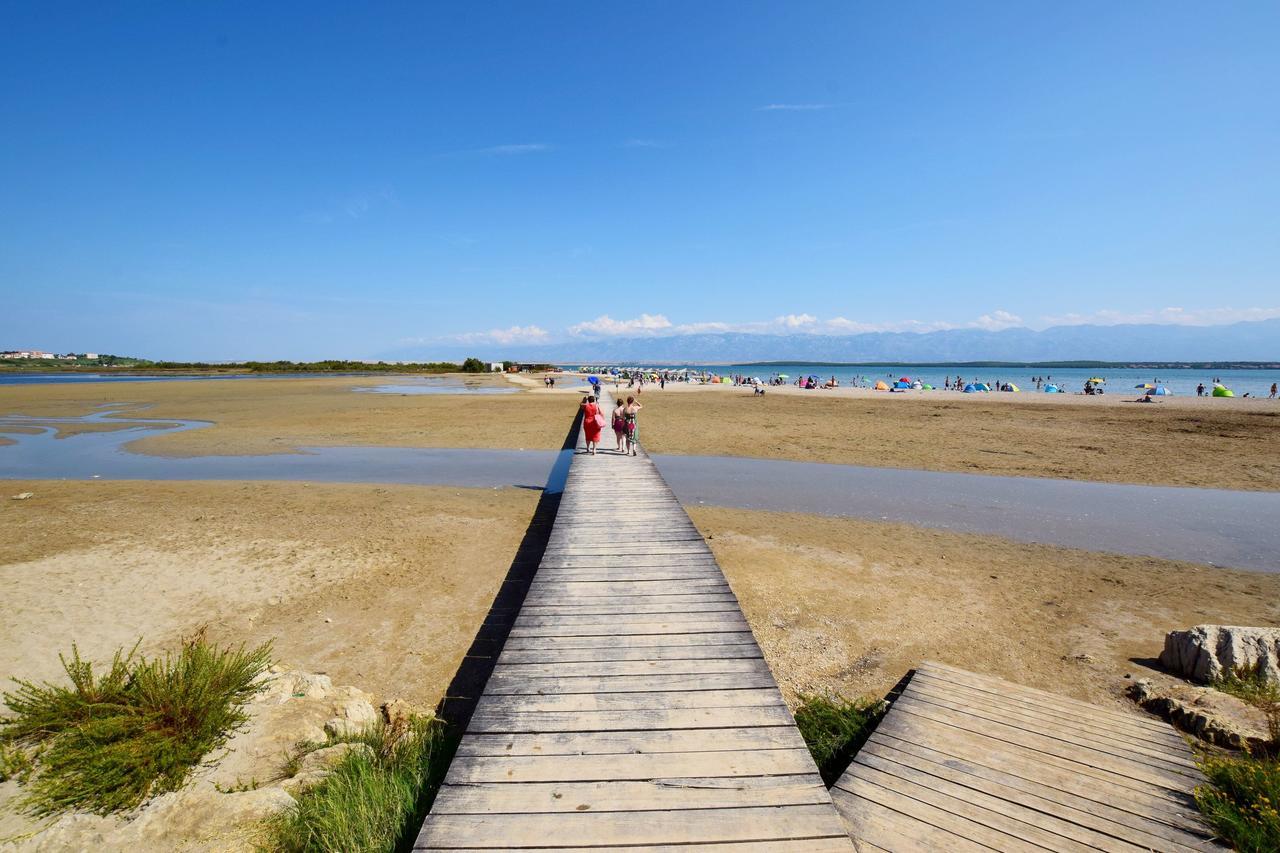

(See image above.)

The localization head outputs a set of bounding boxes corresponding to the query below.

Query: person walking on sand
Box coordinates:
[611,397,627,451]
[623,396,643,456]
[1271,382,1277,399]
[581,395,604,455]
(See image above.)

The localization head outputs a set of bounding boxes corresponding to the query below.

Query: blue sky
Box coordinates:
[2,1,1278,360]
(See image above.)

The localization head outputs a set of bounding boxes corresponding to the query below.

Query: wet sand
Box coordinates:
[5,372,1278,490]
[0,374,574,457]
[0,480,538,709]
[689,506,1280,710]
[631,383,1280,491]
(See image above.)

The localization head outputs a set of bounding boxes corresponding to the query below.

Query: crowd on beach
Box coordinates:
[567,366,1278,400]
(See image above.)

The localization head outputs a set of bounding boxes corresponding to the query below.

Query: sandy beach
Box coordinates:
[0,480,537,709]
[690,506,1280,709]
[628,380,1280,491]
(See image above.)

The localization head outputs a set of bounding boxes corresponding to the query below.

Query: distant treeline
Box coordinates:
[147,359,481,373]
[0,357,498,374]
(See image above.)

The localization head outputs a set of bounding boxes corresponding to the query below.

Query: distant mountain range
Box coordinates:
[385,318,1280,365]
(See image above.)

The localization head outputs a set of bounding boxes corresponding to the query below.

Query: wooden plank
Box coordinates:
[429,776,835,814]
[855,748,1165,852]
[484,671,780,695]
[473,687,785,715]
[904,678,1201,773]
[830,785,994,853]
[501,631,758,652]
[910,669,1190,752]
[864,735,1218,852]
[836,771,1046,852]
[489,658,770,678]
[443,747,818,784]
[890,694,1198,791]
[417,805,852,849]
[833,664,1217,853]
[920,661,1177,735]
[914,665,1189,747]
[497,644,764,665]
[467,701,801,734]
[454,727,808,757]
[874,710,1202,822]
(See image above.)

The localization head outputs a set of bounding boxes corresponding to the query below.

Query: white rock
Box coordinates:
[11,492,34,500]
[323,690,378,738]
[1160,624,1280,685]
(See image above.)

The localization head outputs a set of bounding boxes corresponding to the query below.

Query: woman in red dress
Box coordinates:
[580,394,603,455]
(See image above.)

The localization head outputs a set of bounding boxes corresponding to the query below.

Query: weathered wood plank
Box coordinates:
[832,664,1217,852]
[417,805,851,849]
[443,747,818,784]
[454,727,808,758]
[428,776,834,814]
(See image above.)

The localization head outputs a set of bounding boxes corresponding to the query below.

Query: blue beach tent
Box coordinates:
[1043,384,1059,393]
[974,383,991,392]
[1147,386,1173,396]
[893,381,911,389]
[962,383,978,393]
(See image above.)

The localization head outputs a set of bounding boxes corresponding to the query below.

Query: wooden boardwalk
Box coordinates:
[831,661,1224,852]
[416,390,852,851]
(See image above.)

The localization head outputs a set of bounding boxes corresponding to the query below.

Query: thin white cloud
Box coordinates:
[1039,306,1280,327]
[450,305,1276,345]
[622,138,668,148]
[453,325,550,345]
[439,143,552,158]
[972,310,1024,331]
[569,314,673,337]
[757,103,830,111]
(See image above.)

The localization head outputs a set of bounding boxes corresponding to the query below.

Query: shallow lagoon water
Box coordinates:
[1,412,1276,571]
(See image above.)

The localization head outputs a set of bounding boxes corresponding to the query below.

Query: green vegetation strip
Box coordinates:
[794,693,886,786]
[1195,665,1280,851]
[1,639,271,816]
[266,717,448,853]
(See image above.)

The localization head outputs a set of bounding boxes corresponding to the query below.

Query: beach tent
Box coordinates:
[1212,384,1234,397]
[962,383,978,393]
[912,381,923,389]
[922,384,933,390]
[894,381,911,389]
[874,380,890,391]
[721,376,732,384]
[1006,383,1020,392]
[1135,383,1154,389]
[899,377,911,383]
[777,374,789,379]
[974,383,991,392]
[1147,386,1173,396]
[1087,377,1106,384]
[1043,384,1059,393]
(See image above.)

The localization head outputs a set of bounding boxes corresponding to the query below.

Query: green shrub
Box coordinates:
[264,715,446,853]
[0,638,271,816]
[1196,753,1280,852]
[1214,666,1280,746]
[794,693,885,785]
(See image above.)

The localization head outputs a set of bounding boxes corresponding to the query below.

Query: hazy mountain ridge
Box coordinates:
[386,318,1280,364]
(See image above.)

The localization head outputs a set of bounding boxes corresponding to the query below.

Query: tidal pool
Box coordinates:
[2,411,1276,571]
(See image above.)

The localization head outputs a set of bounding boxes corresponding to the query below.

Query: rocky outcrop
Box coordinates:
[0,667,391,852]
[1159,625,1280,685]
[1129,678,1273,753]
